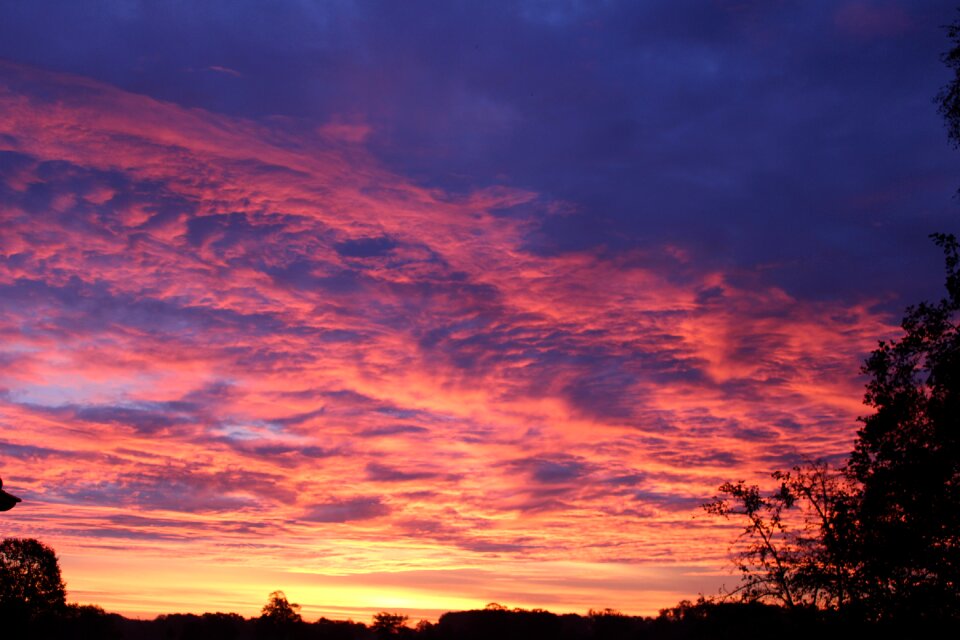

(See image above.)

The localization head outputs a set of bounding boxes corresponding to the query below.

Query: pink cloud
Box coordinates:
[318,117,373,144]
[207,65,243,78]
[0,60,898,620]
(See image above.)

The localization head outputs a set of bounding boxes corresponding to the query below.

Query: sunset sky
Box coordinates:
[0,0,958,623]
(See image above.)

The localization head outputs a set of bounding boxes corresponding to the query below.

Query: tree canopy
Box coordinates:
[707,5,960,620]
[0,537,67,617]
[848,233,960,618]
[260,590,303,625]
[707,236,960,621]
[703,462,858,611]
[938,16,960,148]
[372,611,409,637]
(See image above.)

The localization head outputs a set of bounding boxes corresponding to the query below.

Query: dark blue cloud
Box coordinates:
[74,405,186,433]
[0,276,322,346]
[7,383,237,438]
[602,472,647,487]
[334,235,398,258]
[302,496,390,523]
[632,489,705,513]
[0,440,85,461]
[7,398,198,436]
[273,407,327,427]
[100,513,272,537]
[2,1,956,308]
[356,424,428,438]
[46,466,293,512]
[365,462,442,483]
[510,455,589,484]
[224,442,339,460]
[1,152,195,236]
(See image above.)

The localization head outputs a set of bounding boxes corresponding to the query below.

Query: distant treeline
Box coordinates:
[1,600,932,640]
[0,539,918,640]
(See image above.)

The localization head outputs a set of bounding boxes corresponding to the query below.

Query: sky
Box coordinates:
[0,0,958,623]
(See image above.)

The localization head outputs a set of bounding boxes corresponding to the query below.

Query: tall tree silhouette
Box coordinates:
[848,233,960,619]
[707,236,960,620]
[937,15,960,149]
[708,4,960,620]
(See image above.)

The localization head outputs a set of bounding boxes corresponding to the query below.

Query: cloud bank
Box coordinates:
[0,55,907,618]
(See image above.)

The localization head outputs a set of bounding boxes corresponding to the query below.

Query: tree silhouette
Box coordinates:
[372,611,409,637]
[706,2,960,619]
[937,15,960,149]
[257,590,303,640]
[707,235,960,621]
[848,233,960,619]
[260,590,302,625]
[704,462,857,610]
[0,538,67,617]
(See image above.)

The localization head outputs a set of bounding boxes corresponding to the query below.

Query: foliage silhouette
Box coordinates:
[847,232,960,619]
[0,548,897,640]
[151,612,247,640]
[937,15,960,149]
[706,235,960,622]
[435,607,568,640]
[703,462,858,611]
[261,590,303,625]
[705,3,960,617]
[371,612,408,637]
[257,591,304,640]
[0,537,67,618]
